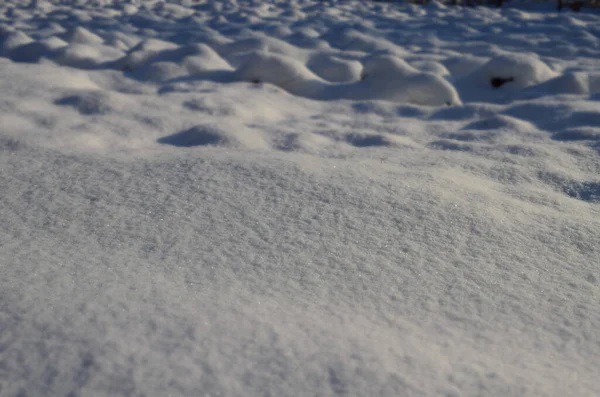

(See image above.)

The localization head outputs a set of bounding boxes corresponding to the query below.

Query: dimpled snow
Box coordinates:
[1,0,600,396]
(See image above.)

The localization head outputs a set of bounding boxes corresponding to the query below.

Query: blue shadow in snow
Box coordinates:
[158,126,224,147]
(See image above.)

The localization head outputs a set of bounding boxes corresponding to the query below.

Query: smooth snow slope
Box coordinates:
[1,0,600,396]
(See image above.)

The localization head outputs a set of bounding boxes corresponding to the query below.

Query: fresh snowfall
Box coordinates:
[1,0,599,396]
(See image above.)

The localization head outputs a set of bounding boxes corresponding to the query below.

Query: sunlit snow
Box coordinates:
[1,0,599,396]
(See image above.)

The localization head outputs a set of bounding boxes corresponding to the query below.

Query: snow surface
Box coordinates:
[1,0,600,396]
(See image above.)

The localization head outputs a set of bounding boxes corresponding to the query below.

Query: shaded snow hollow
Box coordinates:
[1,1,600,397]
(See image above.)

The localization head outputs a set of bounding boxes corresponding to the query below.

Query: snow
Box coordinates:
[307,55,363,83]
[356,54,461,105]
[1,0,600,396]
[455,53,559,102]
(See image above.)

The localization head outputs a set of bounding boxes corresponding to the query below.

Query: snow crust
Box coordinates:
[1,0,600,396]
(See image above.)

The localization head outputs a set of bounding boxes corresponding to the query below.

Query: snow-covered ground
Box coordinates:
[1,0,600,395]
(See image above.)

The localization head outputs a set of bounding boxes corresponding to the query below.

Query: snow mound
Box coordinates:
[7,36,67,62]
[153,2,195,19]
[53,43,124,69]
[307,55,362,83]
[235,51,322,96]
[158,123,268,149]
[218,35,307,61]
[115,39,189,71]
[519,72,591,98]
[361,55,419,78]
[1,31,34,56]
[38,36,69,51]
[324,29,408,57]
[457,53,558,102]
[2,60,99,91]
[356,55,461,106]
[62,27,104,46]
[233,53,460,106]
[410,60,450,76]
[103,31,140,51]
[479,54,557,88]
[443,55,488,78]
[133,61,187,82]
[184,44,233,73]
[114,42,233,76]
[131,38,179,54]
[286,29,329,50]
[120,3,138,15]
[117,49,161,71]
